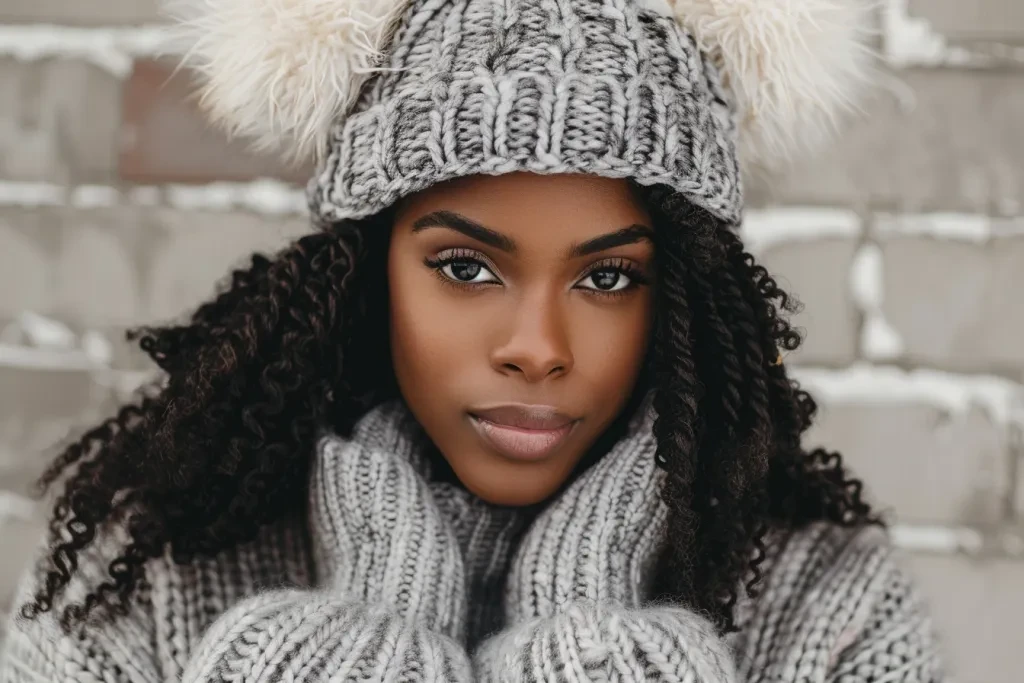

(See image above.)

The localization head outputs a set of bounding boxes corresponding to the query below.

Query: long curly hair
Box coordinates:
[18,183,878,636]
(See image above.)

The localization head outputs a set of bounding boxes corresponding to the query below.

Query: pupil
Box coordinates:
[593,270,618,289]
[452,261,480,281]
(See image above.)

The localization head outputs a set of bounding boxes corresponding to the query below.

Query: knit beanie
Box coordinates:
[167,0,875,227]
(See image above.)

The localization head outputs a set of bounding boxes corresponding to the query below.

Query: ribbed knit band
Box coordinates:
[309,401,468,642]
[308,0,742,227]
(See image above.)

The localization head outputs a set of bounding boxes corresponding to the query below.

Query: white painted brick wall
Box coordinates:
[905,553,1024,683]
[0,59,122,183]
[907,0,1024,41]
[0,0,161,26]
[1,205,308,327]
[749,69,1024,214]
[806,396,1012,525]
[877,220,1024,371]
[0,3,1022,682]
[753,237,861,366]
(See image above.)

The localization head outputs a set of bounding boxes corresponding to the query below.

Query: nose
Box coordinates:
[490,291,574,383]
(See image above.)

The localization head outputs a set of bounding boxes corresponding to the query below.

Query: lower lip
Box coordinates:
[468,414,576,462]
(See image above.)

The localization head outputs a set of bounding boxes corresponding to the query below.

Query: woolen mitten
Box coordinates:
[473,391,740,682]
[181,399,475,682]
[308,398,467,642]
[504,392,667,620]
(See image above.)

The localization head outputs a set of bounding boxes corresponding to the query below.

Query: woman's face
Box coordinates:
[388,172,656,506]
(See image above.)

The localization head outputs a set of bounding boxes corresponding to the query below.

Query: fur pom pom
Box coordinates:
[668,0,878,173]
[163,0,411,162]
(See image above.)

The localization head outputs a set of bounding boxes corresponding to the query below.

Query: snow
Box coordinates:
[0,491,37,524]
[881,0,1024,68]
[890,524,985,554]
[80,330,115,366]
[165,179,307,215]
[0,24,168,76]
[0,313,105,370]
[16,312,77,350]
[741,208,862,254]
[882,0,964,67]
[0,180,307,214]
[70,185,121,209]
[875,213,1024,242]
[0,314,155,396]
[0,181,111,208]
[792,363,1024,426]
[0,182,63,207]
[849,243,905,360]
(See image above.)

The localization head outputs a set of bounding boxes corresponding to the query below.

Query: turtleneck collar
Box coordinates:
[341,389,657,650]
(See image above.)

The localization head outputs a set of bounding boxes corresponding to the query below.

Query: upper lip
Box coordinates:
[469,404,577,430]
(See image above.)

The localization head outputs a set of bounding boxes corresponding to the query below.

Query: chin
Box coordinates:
[459,472,558,507]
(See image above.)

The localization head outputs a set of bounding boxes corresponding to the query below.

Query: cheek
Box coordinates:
[570,296,653,395]
[387,256,477,392]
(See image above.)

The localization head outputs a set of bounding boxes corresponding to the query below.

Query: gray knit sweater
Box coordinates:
[0,399,945,682]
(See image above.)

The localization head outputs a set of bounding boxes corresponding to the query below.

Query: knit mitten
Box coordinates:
[504,395,667,620]
[181,400,474,682]
[473,394,739,682]
[309,398,467,642]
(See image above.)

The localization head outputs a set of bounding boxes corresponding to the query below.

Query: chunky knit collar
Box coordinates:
[1,389,943,683]
[333,391,658,650]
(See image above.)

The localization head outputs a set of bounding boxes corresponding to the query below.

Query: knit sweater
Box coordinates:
[0,398,945,682]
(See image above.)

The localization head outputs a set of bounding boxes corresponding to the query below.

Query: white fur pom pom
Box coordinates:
[164,0,411,162]
[668,0,878,173]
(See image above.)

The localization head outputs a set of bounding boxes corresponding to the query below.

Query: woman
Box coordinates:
[1,0,945,681]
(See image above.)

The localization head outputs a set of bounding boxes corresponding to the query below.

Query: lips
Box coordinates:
[469,404,574,430]
[467,404,578,462]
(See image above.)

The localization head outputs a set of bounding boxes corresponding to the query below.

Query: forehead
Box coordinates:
[394,172,653,243]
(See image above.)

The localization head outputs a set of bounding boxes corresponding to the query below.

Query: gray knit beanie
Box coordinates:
[168,0,876,227]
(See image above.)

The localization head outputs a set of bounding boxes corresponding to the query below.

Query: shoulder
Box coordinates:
[145,514,315,679]
[733,521,897,631]
[1,514,312,683]
[1,519,160,682]
[760,520,895,594]
[732,520,946,682]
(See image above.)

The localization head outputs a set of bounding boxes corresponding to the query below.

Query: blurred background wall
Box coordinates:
[0,2,1021,681]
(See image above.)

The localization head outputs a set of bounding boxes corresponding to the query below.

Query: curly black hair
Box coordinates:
[18,183,879,636]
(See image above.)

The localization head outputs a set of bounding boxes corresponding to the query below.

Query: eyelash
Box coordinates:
[422,248,650,299]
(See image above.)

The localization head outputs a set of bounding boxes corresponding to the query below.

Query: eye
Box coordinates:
[424,249,501,287]
[576,258,649,295]
[440,258,499,284]
[578,268,633,292]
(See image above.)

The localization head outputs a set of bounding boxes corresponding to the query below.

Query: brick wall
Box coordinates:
[1,2,1022,680]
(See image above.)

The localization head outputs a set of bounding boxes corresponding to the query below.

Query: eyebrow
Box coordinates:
[410,210,654,258]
